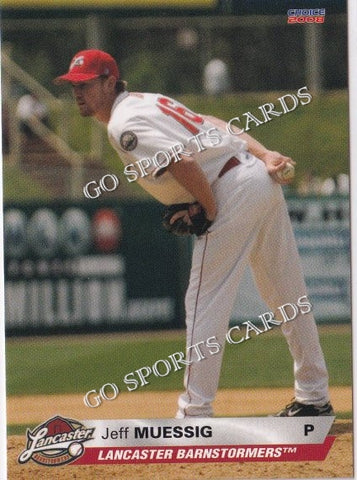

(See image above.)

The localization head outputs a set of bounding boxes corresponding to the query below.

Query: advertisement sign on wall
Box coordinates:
[4,200,189,333]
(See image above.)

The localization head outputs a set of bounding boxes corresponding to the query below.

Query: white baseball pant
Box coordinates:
[176,155,329,418]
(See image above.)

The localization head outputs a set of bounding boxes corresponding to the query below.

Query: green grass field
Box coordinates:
[6,325,352,397]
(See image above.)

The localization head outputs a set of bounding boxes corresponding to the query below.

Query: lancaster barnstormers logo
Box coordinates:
[18,416,95,467]
[70,55,84,70]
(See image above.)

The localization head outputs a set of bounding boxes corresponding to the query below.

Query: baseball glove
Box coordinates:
[162,202,212,237]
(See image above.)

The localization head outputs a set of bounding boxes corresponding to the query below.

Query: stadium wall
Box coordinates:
[4,195,350,335]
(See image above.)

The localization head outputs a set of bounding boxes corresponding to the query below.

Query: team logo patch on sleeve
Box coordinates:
[120,131,138,151]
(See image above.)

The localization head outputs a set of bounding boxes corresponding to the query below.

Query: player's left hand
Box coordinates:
[162,202,213,236]
[261,150,296,185]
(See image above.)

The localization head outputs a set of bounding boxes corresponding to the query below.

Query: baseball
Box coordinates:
[68,442,83,457]
[277,162,295,181]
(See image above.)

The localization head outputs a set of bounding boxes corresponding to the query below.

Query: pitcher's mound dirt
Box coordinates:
[7,386,353,479]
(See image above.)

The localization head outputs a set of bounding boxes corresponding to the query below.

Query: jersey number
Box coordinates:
[157,97,203,135]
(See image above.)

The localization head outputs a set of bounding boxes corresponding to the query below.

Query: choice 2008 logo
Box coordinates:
[287,8,325,23]
[18,416,94,466]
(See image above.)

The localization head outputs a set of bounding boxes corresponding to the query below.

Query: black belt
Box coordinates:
[218,156,240,178]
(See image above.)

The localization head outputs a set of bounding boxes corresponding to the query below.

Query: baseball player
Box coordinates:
[54,50,333,418]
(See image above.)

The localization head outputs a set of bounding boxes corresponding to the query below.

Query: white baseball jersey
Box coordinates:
[108,91,247,204]
[107,91,330,418]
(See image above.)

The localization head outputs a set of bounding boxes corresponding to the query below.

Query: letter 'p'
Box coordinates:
[304,424,314,436]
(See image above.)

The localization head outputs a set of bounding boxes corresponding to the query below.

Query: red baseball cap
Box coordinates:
[54,49,120,84]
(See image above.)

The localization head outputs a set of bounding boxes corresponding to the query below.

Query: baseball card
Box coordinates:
[0,0,354,479]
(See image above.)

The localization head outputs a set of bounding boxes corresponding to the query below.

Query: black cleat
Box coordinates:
[274,400,335,417]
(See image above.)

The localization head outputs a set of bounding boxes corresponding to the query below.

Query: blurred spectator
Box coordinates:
[297,171,323,195]
[203,58,231,95]
[16,93,49,137]
[298,172,349,196]
[176,28,199,50]
[320,177,336,195]
[337,173,349,194]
